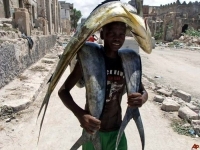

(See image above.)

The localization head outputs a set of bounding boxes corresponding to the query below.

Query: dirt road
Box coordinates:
[0,70,199,149]
[0,40,200,149]
[141,46,200,99]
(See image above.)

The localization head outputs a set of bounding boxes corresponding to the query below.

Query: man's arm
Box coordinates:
[58,61,101,134]
[58,61,84,117]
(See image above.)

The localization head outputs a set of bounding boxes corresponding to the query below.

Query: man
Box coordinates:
[58,21,148,150]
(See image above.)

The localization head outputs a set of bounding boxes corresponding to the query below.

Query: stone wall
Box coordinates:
[0,35,57,89]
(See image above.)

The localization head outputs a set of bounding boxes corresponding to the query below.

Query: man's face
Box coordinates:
[101,22,126,52]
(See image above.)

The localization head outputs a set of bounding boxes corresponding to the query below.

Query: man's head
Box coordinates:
[100,21,126,53]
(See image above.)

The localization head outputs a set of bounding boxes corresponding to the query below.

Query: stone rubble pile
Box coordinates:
[145,77,200,137]
[0,29,21,40]
[155,35,200,50]
[178,35,200,47]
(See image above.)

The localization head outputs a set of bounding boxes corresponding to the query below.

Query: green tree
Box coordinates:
[70,8,82,29]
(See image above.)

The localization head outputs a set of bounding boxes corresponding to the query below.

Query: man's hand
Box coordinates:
[127,93,144,108]
[78,112,101,135]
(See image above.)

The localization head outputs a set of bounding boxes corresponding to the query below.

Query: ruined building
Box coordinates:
[0,0,73,89]
[0,0,73,36]
[59,1,73,34]
[128,0,200,41]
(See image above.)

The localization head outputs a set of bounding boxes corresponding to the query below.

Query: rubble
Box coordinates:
[157,88,172,97]
[178,106,199,121]
[144,76,200,137]
[155,34,200,50]
[161,98,180,112]
[191,120,200,136]
[153,95,164,103]
[173,89,191,103]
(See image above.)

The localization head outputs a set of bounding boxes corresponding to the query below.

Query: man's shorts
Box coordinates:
[82,130,127,150]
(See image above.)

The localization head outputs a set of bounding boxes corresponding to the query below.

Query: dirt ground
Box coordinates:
[0,43,200,150]
[140,46,200,99]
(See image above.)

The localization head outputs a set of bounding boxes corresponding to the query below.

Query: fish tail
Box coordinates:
[115,108,145,150]
[115,107,133,149]
[70,131,101,150]
[70,135,87,150]
[133,112,145,150]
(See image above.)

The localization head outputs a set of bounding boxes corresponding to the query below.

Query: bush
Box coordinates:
[154,28,163,40]
[185,27,200,37]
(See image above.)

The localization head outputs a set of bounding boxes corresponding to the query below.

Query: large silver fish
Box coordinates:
[116,49,144,150]
[70,43,106,150]
[37,0,152,148]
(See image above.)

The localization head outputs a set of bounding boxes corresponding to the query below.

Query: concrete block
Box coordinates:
[153,95,164,103]
[157,88,172,97]
[161,98,180,111]
[173,90,191,102]
[178,106,198,121]
[186,103,199,113]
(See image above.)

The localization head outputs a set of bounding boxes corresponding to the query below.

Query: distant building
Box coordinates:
[0,0,63,36]
[59,1,73,34]
[128,0,200,41]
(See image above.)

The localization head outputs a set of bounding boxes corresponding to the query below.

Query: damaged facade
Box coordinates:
[0,0,73,36]
[0,0,73,89]
[129,0,200,41]
[59,1,73,35]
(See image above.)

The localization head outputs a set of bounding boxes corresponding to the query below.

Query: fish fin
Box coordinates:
[47,74,53,84]
[115,107,133,149]
[36,93,50,144]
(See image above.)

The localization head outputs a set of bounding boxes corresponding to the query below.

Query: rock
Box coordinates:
[3,23,12,28]
[179,36,184,40]
[173,97,186,106]
[191,120,200,136]
[190,98,200,107]
[153,95,164,103]
[155,84,162,90]
[154,75,161,78]
[5,118,11,122]
[186,103,199,113]
[157,89,172,97]
[161,98,180,112]
[192,38,198,43]
[173,89,191,102]
[182,123,191,128]
[178,106,198,121]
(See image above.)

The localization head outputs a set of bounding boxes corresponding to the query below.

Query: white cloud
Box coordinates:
[60,0,199,20]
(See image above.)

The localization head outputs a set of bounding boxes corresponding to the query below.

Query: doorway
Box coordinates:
[3,0,10,18]
[182,24,188,33]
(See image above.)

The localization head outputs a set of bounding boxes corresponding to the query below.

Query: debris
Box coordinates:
[189,129,195,135]
[5,118,11,122]
[155,75,161,78]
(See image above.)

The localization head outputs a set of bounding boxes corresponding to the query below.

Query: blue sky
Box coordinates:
[59,0,199,19]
